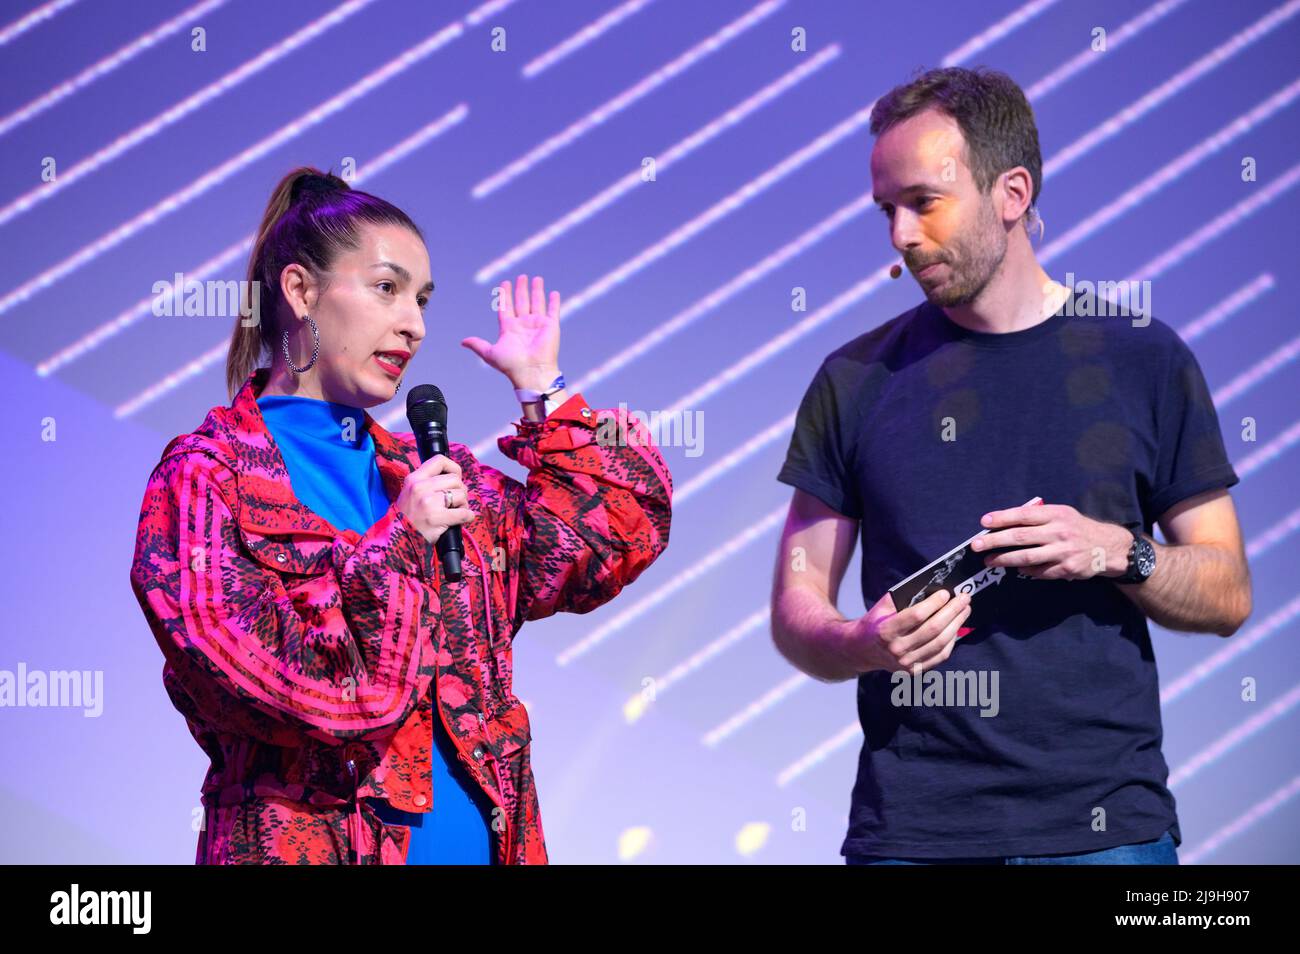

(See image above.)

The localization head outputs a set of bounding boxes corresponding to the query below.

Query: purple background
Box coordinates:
[1,0,1297,864]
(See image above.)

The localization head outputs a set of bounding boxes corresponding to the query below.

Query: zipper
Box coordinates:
[464,533,514,862]
[480,710,513,863]
[346,756,361,865]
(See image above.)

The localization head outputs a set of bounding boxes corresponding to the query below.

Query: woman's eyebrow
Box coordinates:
[372,260,435,293]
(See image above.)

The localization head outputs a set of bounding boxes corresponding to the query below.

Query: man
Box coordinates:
[771,67,1251,865]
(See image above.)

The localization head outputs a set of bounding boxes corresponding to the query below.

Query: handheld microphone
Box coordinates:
[405,384,463,583]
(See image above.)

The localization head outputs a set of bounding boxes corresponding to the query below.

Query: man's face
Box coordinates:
[284,222,432,406]
[870,108,1007,308]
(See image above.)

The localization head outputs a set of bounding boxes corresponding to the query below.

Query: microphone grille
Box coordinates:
[406,384,447,428]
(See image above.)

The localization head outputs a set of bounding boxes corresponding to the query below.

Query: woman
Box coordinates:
[129,167,673,864]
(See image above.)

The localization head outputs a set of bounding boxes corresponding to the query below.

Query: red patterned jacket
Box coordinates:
[129,367,672,864]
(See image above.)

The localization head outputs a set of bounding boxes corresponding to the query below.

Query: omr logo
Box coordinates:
[954,564,1006,598]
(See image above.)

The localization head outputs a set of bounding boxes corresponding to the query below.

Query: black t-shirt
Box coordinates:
[776,290,1239,858]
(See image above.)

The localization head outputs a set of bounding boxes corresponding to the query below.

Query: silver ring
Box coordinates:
[443,489,454,509]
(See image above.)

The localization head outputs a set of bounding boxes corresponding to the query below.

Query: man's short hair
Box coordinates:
[870,66,1043,230]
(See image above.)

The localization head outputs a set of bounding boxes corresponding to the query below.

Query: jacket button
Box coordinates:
[472,746,484,761]
[413,794,428,807]
[276,553,287,563]
[580,407,592,418]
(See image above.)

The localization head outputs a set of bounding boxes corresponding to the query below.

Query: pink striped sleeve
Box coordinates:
[489,392,673,631]
[129,452,435,745]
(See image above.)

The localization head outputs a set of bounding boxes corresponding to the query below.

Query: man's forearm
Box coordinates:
[771,586,864,683]
[1113,538,1251,637]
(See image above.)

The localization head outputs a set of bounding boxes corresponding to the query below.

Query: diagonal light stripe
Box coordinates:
[522,0,659,79]
[472,0,787,199]
[777,720,858,787]
[940,0,1065,66]
[665,269,891,417]
[0,0,80,46]
[475,43,843,283]
[1212,330,1300,406]
[48,103,469,384]
[0,0,231,139]
[1180,773,1300,864]
[1126,163,1300,283]
[109,105,470,417]
[1168,680,1300,788]
[1179,273,1275,343]
[1234,415,1300,479]
[555,506,787,666]
[550,102,878,322]
[623,607,771,723]
[0,17,469,319]
[702,672,808,747]
[0,0,380,229]
[1023,0,1194,101]
[464,0,520,27]
[1161,592,1300,706]
[1245,505,1300,560]
[675,412,797,504]
[1040,77,1300,262]
[1042,0,1300,180]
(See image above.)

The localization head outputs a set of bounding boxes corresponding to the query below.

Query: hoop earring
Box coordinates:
[283,314,320,373]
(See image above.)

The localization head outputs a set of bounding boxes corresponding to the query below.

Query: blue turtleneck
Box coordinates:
[256,392,495,865]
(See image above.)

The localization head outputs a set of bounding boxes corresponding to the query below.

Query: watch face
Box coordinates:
[1135,538,1155,578]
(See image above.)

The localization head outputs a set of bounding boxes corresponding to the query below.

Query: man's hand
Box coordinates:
[846,589,973,676]
[971,502,1132,580]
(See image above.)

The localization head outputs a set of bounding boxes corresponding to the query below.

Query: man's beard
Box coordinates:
[914,201,1006,308]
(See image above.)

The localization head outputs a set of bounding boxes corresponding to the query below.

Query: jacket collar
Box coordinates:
[170,367,421,540]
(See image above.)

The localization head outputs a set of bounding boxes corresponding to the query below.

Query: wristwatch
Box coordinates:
[1116,525,1156,584]
[514,372,566,417]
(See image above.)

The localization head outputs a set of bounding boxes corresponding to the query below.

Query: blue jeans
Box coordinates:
[846,829,1178,865]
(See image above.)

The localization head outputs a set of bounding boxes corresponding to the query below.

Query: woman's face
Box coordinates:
[278,221,431,407]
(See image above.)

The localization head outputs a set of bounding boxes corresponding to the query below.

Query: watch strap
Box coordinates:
[1118,526,1154,583]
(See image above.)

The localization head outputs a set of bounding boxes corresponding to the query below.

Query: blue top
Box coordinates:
[257,392,495,865]
[777,291,1239,859]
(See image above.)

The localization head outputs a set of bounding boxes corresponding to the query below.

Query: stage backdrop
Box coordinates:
[1,0,1297,864]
